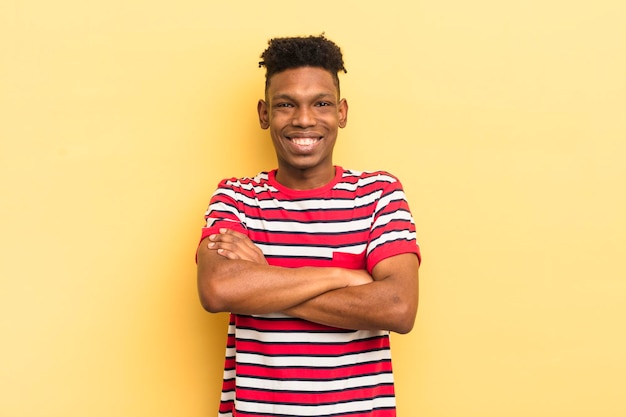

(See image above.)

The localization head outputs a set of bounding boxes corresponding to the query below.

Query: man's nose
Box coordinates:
[292,106,316,127]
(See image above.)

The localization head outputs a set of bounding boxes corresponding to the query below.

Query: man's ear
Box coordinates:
[258,99,269,129]
[338,98,348,128]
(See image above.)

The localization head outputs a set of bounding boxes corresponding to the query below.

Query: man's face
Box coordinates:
[258,67,348,187]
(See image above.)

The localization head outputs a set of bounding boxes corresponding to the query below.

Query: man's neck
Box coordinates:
[275,166,336,190]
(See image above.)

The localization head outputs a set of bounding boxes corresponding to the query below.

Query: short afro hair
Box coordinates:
[259,34,347,94]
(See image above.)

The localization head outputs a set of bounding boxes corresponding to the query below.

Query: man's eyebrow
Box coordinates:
[271,93,294,101]
[271,93,336,101]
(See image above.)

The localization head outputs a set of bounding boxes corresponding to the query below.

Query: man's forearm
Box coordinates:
[283,278,415,333]
[197,229,397,320]
[284,253,420,333]
[198,253,352,315]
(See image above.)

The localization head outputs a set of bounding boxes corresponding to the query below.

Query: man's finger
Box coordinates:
[219,228,247,238]
[219,228,258,249]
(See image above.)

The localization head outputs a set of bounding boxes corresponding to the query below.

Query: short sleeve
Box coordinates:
[198,178,248,244]
[366,175,420,272]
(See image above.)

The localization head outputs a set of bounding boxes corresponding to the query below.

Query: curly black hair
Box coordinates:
[259,34,347,94]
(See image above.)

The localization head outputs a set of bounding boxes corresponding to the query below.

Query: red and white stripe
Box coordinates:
[201,167,419,417]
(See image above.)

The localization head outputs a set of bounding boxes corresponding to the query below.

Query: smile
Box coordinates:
[289,137,321,146]
[285,135,322,153]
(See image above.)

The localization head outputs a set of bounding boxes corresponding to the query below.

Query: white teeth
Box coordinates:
[291,138,317,146]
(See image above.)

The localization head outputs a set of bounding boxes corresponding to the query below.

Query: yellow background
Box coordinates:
[1,1,625,416]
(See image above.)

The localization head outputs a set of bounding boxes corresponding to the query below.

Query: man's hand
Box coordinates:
[206,228,268,265]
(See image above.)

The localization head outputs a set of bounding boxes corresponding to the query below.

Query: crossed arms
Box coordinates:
[196,228,419,334]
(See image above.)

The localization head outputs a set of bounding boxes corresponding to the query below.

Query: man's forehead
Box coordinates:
[267,67,339,97]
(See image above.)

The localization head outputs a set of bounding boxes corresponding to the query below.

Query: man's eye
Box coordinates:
[276,103,292,108]
[316,102,331,107]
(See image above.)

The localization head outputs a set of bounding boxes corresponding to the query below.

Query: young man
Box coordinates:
[197,35,420,417]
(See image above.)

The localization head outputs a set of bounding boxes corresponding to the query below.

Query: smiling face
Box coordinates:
[257,66,348,189]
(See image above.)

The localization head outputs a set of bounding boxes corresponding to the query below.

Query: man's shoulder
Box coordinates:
[218,171,273,189]
[340,168,401,185]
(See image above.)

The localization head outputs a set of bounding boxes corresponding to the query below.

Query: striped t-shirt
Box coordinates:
[200,166,420,417]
